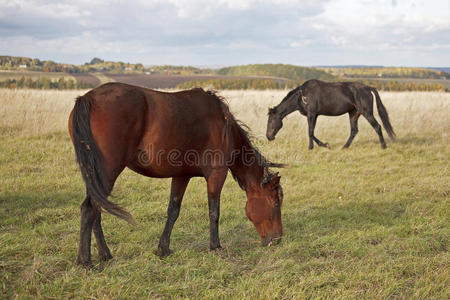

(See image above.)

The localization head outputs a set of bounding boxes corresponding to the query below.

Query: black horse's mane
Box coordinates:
[206,90,280,190]
[281,86,301,104]
[268,86,301,115]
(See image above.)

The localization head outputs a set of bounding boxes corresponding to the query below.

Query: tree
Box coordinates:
[89,57,104,65]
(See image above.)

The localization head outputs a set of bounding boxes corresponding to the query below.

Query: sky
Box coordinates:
[0,0,449,67]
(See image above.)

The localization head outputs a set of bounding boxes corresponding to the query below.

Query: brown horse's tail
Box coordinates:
[72,95,136,225]
[370,88,396,140]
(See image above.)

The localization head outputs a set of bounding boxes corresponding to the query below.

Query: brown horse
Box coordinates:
[69,82,283,267]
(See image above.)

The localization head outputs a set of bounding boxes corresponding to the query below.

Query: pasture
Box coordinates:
[0,88,449,299]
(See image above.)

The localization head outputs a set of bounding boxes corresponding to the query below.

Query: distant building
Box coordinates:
[19,64,27,69]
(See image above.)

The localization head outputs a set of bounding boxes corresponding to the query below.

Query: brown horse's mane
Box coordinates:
[205,90,280,190]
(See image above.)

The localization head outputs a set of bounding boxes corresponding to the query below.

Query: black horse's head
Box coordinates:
[266,87,302,141]
[266,107,283,141]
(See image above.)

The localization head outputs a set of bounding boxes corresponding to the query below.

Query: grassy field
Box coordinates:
[0,89,449,299]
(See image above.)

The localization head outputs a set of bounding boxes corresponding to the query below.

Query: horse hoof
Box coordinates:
[76,258,93,269]
[99,253,113,261]
[154,247,172,258]
[324,143,331,149]
[210,245,223,251]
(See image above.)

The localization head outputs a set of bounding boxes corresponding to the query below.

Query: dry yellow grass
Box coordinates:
[0,89,86,136]
[1,88,448,141]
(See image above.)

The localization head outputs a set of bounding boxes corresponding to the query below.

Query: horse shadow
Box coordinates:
[393,135,436,146]
[0,191,81,228]
[353,134,436,148]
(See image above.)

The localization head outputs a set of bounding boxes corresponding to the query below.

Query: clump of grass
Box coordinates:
[0,89,449,299]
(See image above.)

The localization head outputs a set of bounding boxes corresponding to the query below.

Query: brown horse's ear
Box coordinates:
[270,173,281,187]
[262,171,281,186]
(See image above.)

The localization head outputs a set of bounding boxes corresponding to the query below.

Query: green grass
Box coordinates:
[0,90,449,299]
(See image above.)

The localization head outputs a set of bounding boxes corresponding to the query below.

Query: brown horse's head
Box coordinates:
[266,107,283,141]
[245,172,283,246]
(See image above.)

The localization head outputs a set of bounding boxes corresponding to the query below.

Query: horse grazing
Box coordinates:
[266,79,396,149]
[69,82,283,267]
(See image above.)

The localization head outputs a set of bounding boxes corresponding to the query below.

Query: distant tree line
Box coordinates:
[354,80,447,92]
[1,56,448,91]
[0,56,209,75]
[176,78,447,92]
[176,79,298,90]
[0,56,146,74]
[319,67,449,79]
[147,65,213,75]
[218,64,336,82]
[0,77,93,89]
[0,57,337,81]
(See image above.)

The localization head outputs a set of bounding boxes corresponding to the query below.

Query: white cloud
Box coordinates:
[0,0,448,66]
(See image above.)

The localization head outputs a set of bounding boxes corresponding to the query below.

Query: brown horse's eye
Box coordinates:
[274,202,280,209]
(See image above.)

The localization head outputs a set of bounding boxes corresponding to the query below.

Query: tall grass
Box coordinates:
[0,89,85,136]
[0,88,449,299]
[1,89,448,139]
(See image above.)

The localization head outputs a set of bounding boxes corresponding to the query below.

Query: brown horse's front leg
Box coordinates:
[206,170,227,250]
[156,177,190,257]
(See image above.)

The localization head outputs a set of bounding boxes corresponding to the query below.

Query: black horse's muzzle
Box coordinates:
[266,134,275,141]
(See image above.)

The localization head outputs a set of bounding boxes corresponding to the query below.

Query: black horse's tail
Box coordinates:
[370,88,396,140]
[72,95,136,225]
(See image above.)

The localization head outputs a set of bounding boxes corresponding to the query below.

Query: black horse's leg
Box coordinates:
[156,176,190,257]
[307,114,316,149]
[76,196,98,267]
[92,212,112,261]
[343,110,360,148]
[363,113,387,149]
[206,169,227,250]
[308,114,329,149]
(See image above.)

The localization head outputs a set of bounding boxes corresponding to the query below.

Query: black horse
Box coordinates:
[266,80,396,149]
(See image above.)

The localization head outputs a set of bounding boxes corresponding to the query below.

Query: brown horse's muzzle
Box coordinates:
[261,234,282,247]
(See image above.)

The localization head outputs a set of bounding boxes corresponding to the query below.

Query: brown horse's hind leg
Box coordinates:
[156,177,191,257]
[343,110,360,148]
[77,167,124,266]
[206,170,227,250]
[93,213,113,261]
[76,196,98,267]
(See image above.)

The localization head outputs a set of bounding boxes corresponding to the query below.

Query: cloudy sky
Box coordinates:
[0,0,449,67]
